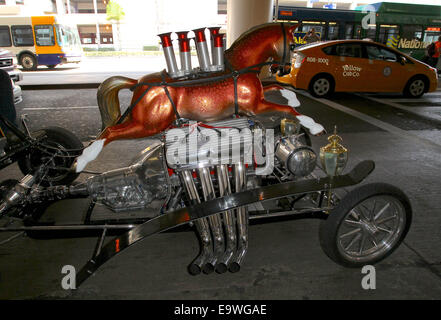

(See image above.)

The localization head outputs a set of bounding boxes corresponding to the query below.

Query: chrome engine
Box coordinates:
[14,117,317,275]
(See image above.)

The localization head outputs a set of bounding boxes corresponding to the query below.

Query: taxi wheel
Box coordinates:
[309,75,334,98]
[403,76,427,98]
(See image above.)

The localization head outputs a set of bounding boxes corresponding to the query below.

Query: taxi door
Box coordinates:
[362,44,409,92]
[328,43,371,92]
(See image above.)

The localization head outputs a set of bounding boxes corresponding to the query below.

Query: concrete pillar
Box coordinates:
[226,0,274,48]
[93,0,101,48]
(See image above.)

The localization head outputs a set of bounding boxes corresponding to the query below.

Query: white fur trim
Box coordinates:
[280,89,300,107]
[75,139,105,173]
[296,115,325,135]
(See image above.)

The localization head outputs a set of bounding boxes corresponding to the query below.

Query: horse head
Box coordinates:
[224,22,299,72]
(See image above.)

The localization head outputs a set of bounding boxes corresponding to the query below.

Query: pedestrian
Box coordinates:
[302,28,321,44]
[428,36,441,70]
[0,68,17,138]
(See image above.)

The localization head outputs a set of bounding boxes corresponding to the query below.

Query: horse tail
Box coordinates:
[97,76,138,130]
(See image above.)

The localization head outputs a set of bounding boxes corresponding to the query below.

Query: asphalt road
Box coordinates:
[0,70,441,299]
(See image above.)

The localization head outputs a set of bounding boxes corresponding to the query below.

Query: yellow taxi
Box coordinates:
[277,40,438,98]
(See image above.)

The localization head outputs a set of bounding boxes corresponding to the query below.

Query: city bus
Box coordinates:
[0,15,82,71]
[277,2,441,61]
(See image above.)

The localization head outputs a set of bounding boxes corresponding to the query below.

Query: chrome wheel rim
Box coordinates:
[22,56,34,69]
[313,78,330,96]
[409,79,425,97]
[336,195,406,263]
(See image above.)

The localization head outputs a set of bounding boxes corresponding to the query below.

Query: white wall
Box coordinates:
[117,0,219,50]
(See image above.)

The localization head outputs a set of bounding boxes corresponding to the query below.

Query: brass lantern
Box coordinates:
[280,118,300,137]
[320,126,348,177]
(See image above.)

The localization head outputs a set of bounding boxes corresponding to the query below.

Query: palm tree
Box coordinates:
[106,0,125,51]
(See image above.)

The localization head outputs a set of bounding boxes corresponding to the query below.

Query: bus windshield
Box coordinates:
[55,24,81,50]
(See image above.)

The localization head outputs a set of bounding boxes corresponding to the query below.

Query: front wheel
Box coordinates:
[403,77,426,98]
[20,53,37,71]
[319,183,412,268]
[18,127,83,186]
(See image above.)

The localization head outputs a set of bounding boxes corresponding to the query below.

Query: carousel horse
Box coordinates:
[75,22,324,172]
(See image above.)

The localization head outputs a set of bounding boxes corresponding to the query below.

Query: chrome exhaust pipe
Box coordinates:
[192,28,211,72]
[229,162,248,273]
[208,27,221,65]
[215,164,237,274]
[158,32,180,78]
[176,31,192,75]
[198,167,225,272]
[211,34,225,72]
[180,170,214,275]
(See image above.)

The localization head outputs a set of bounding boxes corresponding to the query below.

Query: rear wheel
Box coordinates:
[18,127,83,186]
[20,53,37,71]
[319,183,412,268]
[403,76,427,98]
[309,74,334,98]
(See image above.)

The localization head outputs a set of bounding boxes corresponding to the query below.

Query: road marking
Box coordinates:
[357,94,441,123]
[298,91,441,152]
[22,106,98,111]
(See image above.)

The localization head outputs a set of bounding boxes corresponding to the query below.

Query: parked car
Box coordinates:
[277,40,438,98]
[0,49,23,104]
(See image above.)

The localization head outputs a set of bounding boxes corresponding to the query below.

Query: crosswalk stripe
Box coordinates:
[298,91,441,153]
[358,94,441,123]
[22,106,98,111]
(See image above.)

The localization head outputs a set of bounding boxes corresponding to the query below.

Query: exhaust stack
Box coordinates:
[192,28,211,72]
[158,32,179,78]
[211,34,225,72]
[208,27,221,65]
[176,31,192,75]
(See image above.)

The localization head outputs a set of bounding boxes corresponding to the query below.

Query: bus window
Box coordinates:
[354,25,362,39]
[345,24,353,39]
[0,26,11,47]
[300,21,325,38]
[402,25,423,40]
[11,25,34,47]
[345,24,362,39]
[327,22,339,40]
[365,26,376,41]
[378,25,400,45]
[424,27,441,43]
[34,25,55,46]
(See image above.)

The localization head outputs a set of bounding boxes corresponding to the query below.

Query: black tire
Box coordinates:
[309,74,334,98]
[19,53,38,71]
[403,76,427,98]
[319,183,412,268]
[18,127,83,186]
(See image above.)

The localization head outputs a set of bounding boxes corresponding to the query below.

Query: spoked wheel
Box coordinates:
[319,183,412,267]
[18,127,83,186]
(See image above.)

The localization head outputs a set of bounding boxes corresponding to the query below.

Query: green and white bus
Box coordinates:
[277,2,441,61]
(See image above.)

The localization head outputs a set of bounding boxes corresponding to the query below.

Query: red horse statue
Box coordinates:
[75,22,324,172]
